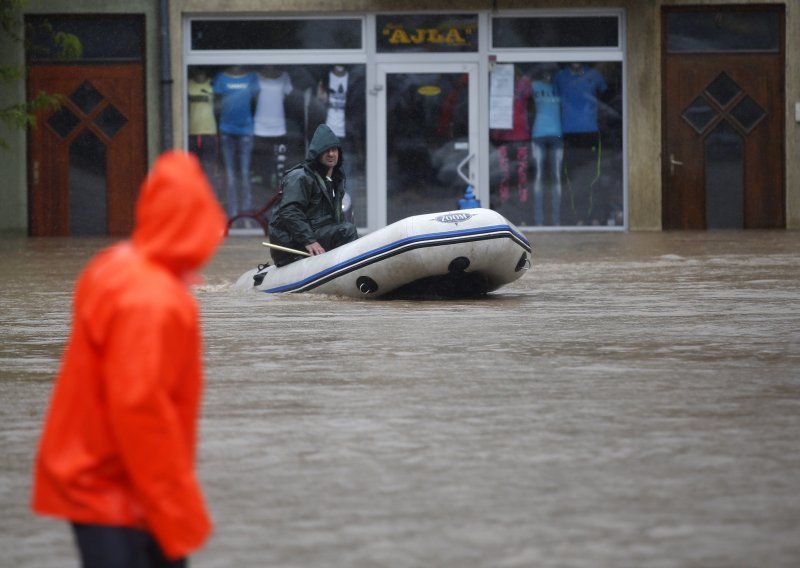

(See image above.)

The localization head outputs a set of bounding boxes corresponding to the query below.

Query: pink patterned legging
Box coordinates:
[496,142,529,203]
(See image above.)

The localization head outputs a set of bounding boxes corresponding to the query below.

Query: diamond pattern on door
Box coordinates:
[729,95,767,133]
[47,81,129,141]
[47,106,81,138]
[70,81,104,115]
[681,73,767,136]
[95,104,129,139]
[682,96,718,133]
[704,72,741,108]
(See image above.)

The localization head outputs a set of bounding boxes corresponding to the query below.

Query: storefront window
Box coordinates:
[186,63,367,224]
[488,61,624,227]
[186,12,625,231]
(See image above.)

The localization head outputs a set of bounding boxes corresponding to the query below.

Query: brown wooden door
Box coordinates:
[28,64,146,236]
[663,25,784,229]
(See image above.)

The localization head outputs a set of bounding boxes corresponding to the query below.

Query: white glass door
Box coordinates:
[376,63,478,225]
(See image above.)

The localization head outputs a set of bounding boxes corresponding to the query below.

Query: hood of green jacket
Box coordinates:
[306,124,341,162]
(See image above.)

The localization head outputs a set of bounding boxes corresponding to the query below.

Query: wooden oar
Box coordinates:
[261,241,311,257]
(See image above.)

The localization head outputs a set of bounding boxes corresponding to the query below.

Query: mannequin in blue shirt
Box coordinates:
[554,63,608,225]
[213,66,260,217]
[530,65,564,226]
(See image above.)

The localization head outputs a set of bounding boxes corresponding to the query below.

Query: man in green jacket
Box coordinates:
[268,123,358,266]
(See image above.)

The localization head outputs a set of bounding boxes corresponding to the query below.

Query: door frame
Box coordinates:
[660,5,786,230]
[375,62,479,228]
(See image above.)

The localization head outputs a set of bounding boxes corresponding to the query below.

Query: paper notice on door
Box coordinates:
[489,63,514,129]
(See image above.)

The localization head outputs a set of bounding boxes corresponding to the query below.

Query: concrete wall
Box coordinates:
[781,0,799,228]
[0,19,27,234]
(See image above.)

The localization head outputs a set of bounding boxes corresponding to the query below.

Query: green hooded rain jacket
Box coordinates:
[268,124,358,264]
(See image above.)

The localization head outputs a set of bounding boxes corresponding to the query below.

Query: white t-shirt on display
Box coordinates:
[254,72,293,137]
[326,71,348,139]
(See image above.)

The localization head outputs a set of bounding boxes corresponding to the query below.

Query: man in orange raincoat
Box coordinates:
[32,150,226,567]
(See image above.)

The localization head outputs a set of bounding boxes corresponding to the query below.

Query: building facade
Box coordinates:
[3,0,798,235]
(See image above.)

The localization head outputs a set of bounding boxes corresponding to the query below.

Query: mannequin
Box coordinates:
[187,69,219,184]
[554,62,608,225]
[490,66,532,206]
[315,65,365,200]
[530,66,563,226]
[213,65,260,216]
[319,65,349,140]
[254,65,293,190]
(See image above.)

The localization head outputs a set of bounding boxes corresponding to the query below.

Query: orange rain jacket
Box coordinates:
[32,150,226,559]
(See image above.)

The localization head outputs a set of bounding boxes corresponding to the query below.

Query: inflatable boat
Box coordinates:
[233,208,531,299]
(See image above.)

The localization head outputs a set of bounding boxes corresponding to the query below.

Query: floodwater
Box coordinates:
[2,230,799,568]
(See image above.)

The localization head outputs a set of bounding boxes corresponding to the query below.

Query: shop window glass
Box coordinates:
[492,17,618,49]
[377,14,478,53]
[666,11,779,53]
[191,19,362,51]
[385,71,472,224]
[187,64,367,225]
[488,61,623,227]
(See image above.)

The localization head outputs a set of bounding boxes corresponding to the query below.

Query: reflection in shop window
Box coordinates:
[190,19,362,51]
[187,64,367,223]
[26,15,143,61]
[385,71,472,224]
[489,61,623,227]
[492,16,619,49]
[666,10,779,53]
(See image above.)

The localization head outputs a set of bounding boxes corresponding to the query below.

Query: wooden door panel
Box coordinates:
[663,55,784,229]
[28,64,146,236]
[663,37,784,230]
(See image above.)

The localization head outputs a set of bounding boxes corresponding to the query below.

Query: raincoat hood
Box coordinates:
[306,123,341,162]
[132,151,226,275]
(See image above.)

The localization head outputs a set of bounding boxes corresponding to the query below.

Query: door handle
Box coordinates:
[669,153,684,176]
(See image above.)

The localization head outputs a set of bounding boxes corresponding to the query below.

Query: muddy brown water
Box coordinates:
[2,231,799,567]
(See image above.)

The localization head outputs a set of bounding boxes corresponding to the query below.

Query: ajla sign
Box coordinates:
[377,14,478,53]
[383,24,473,47]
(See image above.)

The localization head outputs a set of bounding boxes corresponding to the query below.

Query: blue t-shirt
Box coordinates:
[212,71,260,135]
[531,80,562,139]
[554,66,608,134]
